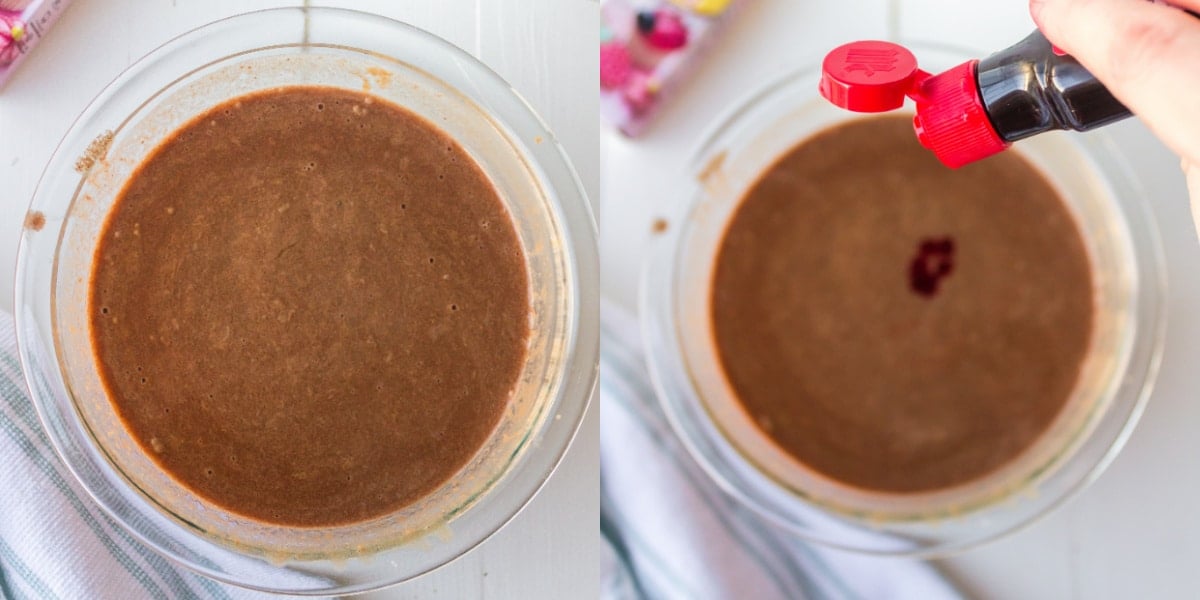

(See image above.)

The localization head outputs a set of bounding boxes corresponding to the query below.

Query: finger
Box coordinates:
[1031,0,1200,161]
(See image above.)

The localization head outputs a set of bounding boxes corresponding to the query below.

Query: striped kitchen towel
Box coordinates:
[0,312,324,600]
[599,301,964,600]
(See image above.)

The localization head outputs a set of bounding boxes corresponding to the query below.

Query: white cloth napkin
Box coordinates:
[0,312,318,600]
[599,301,964,600]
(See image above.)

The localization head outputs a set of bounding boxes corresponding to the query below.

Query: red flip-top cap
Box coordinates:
[819,41,921,112]
[819,40,1009,168]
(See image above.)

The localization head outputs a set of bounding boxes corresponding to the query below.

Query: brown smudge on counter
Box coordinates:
[75,130,114,173]
[651,218,668,234]
[534,136,543,145]
[24,211,45,232]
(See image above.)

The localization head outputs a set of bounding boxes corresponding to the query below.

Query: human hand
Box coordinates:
[1031,0,1200,220]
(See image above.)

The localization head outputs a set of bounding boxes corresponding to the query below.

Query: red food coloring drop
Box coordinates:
[909,237,955,297]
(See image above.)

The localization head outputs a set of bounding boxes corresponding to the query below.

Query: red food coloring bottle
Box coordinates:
[636,9,689,50]
[818,33,1137,168]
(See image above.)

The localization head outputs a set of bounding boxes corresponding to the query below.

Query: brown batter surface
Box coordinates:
[711,115,1093,494]
[90,86,530,527]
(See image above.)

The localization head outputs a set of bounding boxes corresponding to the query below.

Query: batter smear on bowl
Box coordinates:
[710,115,1093,494]
[89,86,530,527]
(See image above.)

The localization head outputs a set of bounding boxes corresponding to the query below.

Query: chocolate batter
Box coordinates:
[90,86,530,527]
[711,115,1093,494]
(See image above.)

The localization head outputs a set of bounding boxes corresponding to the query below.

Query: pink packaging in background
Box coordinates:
[1,0,72,91]
[600,0,746,137]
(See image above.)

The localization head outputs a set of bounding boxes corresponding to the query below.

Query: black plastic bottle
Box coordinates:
[975,30,1130,143]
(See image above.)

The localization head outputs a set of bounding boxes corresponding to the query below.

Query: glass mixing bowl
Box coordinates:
[640,41,1166,557]
[14,7,598,595]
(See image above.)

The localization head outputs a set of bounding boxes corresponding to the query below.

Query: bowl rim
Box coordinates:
[14,6,599,594]
[639,38,1167,558]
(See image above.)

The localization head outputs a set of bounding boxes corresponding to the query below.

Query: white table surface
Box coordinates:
[0,1,598,598]
[602,0,1200,598]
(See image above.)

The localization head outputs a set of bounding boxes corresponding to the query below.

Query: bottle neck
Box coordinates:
[976,30,1132,142]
